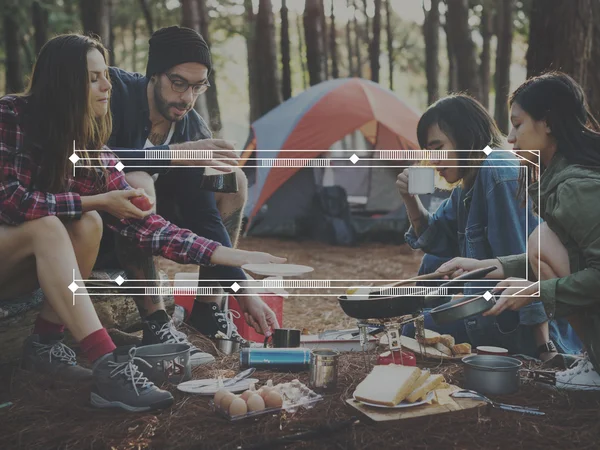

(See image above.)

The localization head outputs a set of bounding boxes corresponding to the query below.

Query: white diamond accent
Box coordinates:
[483,291,493,301]
[115,275,125,286]
[69,153,80,164]
[115,162,125,172]
[68,282,79,293]
[483,146,493,155]
[231,282,241,293]
[349,154,360,164]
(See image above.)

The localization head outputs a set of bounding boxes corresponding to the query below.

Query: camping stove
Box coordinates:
[356,314,423,370]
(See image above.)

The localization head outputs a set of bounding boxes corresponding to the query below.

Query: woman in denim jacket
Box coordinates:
[399,95,581,360]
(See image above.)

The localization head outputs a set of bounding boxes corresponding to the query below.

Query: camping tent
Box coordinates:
[240,78,445,242]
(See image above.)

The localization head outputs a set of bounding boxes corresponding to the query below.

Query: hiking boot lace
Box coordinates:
[108,347,154,396]
[33,341,77,365]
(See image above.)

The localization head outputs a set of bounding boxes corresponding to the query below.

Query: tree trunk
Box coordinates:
[445,0,481,100]
[198,0,223,133]
[4,12,23,94]
[32,0,50,55]
[132,19,138,73]
[297,12,308,89]
[526,0,597,115]
[255,0,282,116]
[587,2,600,119]
[423,0,440,104]
[353,0,363,77]
[362,0,370,43]
[385,0,394,90]
[245,0,261,122]
[444,21,458,93]
[346,0,356,77]
[108,0,115,66]
[479,0,493,109]
[320,0,330,79]
[138,0,154,34]
[494,0,513,134]
[369,0,382,82]
[79,0,111,48]
[281,0,292,99]
[304,0,326,86]
[329,0,340,79]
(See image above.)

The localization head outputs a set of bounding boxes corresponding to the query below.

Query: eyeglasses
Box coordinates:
[165,73,210,95]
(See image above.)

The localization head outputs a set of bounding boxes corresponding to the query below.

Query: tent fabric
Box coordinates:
[242,78,421,223]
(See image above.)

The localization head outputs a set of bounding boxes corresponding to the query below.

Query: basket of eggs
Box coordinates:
[211,379,323,421]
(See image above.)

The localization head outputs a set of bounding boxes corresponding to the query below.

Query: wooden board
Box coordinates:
[379,335,474,361]
[346,385,486,422]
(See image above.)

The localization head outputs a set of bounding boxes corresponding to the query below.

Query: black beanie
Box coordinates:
[146,26,212,79]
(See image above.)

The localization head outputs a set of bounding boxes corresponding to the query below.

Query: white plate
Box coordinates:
[177,378,260,395]
[242,264,314,277]
[353,390,435,409]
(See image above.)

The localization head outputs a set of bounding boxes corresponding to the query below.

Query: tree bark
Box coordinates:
[385,0,394,90]
[423,0,440,104]
[32,0,50,55]
[479,0,493,109]
[353,0,363,77]
[132,19,138,73]
[320,0,330,79]
[304,0,326,85]
[297,12,308,89]
[198,0,223,133]
[346,0,356,77]
[138,0,154,34]
[245,0,261,122]
[329,0,340,79]
[587,1,600,119]
[369,0,382,82]
[445,0,481,100]
[255,0,282,116]
[281,0,292,99]
[494,0,513,134]
[108,0,115,66]
[444,22,458,93]
[79,0,111,48]
[4,11,23,94]
[526,0,597,116]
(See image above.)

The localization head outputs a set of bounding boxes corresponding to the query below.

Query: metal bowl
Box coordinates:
[462,355,523,395]
[134,343,192,385]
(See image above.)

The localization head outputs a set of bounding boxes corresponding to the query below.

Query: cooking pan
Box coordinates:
[337,266,497,320]
[430,292,498,325]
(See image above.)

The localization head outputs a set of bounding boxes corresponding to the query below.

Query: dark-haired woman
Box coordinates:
[0,34,284,411]
[398,94,580,360]
[439,72,600,389]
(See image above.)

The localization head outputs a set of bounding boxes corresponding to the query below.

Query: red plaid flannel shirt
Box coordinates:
[0,96,219,266]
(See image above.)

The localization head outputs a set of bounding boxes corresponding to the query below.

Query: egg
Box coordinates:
[240,389,254,401]
[264,390,283,408]
[346,286,371,300]
[220,393,236,411]
[259,386,272,398]
[246,393,266,412]
[213,389,229,407]
[229,397,248,417]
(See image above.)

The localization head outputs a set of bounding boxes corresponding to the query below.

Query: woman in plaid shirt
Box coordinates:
[0,34,284,412]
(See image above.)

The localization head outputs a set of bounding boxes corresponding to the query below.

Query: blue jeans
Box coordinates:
[402,254,583,356]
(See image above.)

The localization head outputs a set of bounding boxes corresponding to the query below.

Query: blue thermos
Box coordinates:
[240,348,311,371]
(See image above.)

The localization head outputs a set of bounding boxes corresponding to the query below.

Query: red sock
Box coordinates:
[80,328,117,363]
[33,316,65,336]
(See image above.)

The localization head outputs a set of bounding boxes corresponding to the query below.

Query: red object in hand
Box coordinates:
[130,195,154,211]
[377,349,417,366]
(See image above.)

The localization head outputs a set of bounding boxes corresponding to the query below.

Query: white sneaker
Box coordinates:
[555,357,600,391]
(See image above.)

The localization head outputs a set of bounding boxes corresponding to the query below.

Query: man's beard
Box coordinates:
[154,81,192,122]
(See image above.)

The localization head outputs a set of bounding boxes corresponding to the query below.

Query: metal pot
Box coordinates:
[134,343,192,385]
[337,266,497,320]
[462,355,522,395]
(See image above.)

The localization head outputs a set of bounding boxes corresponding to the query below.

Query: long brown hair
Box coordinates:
[20,34,112,193]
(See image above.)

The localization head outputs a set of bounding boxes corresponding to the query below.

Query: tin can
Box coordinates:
[240,347,311,371]
[309,349,339,392]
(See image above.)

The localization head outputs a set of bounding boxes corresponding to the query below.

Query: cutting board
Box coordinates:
[346,385,486,422]
[379,335,474,361]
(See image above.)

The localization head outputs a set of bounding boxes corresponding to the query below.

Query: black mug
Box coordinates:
[264,328,301,348]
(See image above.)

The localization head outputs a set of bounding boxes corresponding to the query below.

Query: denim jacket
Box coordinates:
[404,151,581,354]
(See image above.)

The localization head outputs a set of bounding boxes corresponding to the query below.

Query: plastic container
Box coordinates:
[240,347,311,371]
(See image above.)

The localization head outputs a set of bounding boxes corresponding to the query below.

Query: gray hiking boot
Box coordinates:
[90,346,174,412]
[22,334,92,381]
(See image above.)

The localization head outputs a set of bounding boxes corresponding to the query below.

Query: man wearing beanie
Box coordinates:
[97,26,279,361]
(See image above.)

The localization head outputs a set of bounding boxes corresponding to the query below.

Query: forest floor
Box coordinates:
[1,237,599,450]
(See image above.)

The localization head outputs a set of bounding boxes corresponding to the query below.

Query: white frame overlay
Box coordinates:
[68,145,541,305]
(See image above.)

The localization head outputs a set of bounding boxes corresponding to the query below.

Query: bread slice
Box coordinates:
[407,369,430,392]
[433,342,453,357]
[452,343,472,355]
[439,334,455,348]
[354,365,422,407]
[406,374,445,403]
[416,329,441,345]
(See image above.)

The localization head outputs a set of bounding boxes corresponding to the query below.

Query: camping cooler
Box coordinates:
[173,272,285,343]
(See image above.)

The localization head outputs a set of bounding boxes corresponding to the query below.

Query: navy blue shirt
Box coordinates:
[107,67,212,173]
